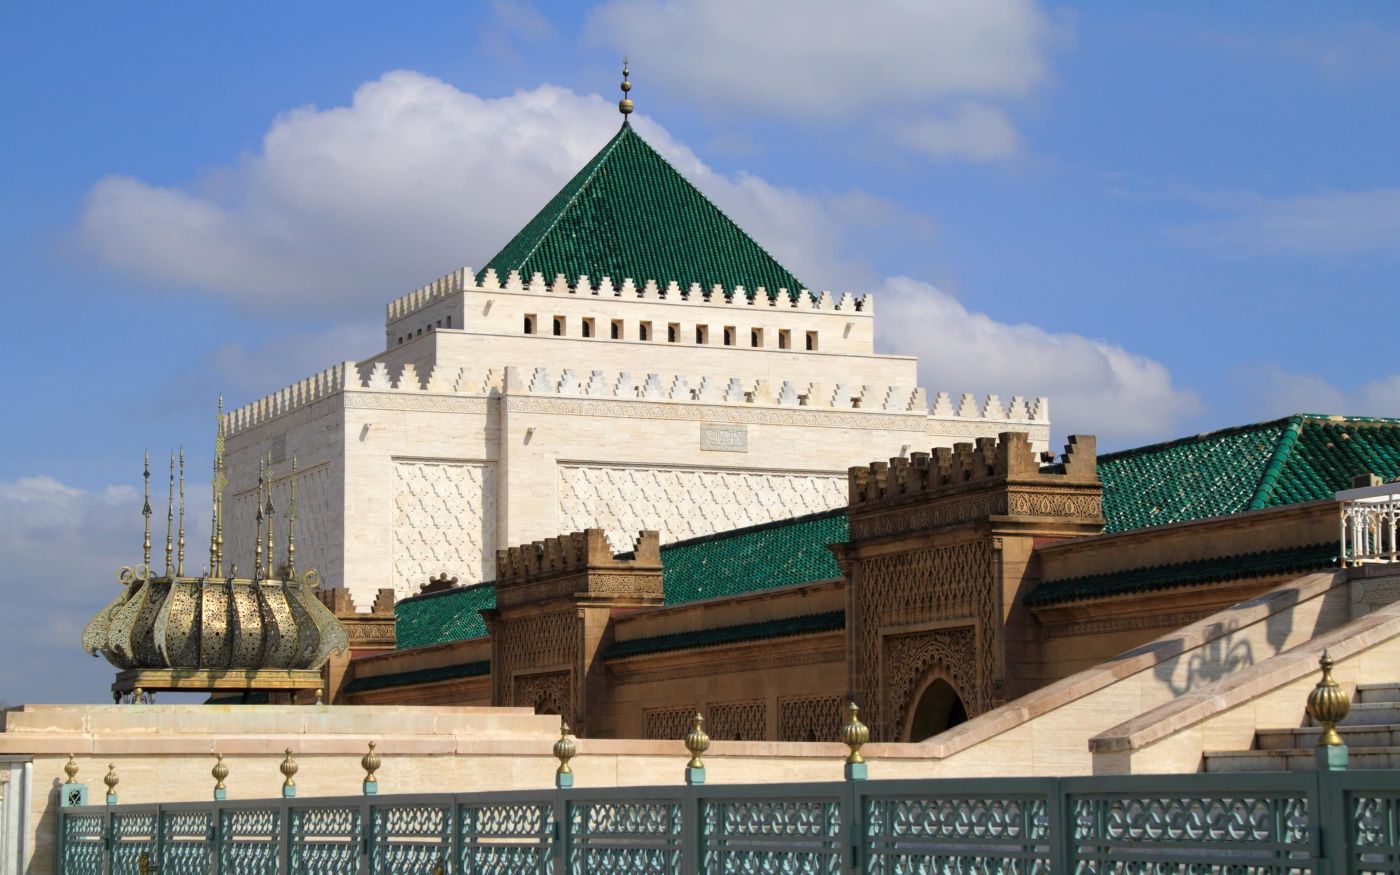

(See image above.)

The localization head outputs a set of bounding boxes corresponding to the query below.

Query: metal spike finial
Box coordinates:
[264,451,276,577]
[164,451,175,577]
[285,456,297,581]
[254,458,265,580]
[177,448,186,576]
[141,450,152,572]
[210,396,227,577]
[618,57,634,118]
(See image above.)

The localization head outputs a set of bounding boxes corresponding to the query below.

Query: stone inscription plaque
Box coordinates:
[700,423,748,453]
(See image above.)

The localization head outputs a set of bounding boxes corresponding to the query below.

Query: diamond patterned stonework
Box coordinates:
[392,460,496,599]
[557,463,844,551]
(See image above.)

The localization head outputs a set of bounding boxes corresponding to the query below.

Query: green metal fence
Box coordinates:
[56,770,1400,874]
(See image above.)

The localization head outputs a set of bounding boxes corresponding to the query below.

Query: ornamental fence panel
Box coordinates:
[55,770,1400,875]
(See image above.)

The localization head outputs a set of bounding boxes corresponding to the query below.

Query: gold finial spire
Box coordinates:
[619,57,634,118]
[285,457,298,581]
[177,448,186,576]
[210,396,227,577]
[164,451,175,577]
[141,450,152,573]
[265,452,276,577]
[1307,650,1351,747]
[254,459,265,580]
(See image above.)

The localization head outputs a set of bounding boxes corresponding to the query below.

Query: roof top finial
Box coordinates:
[619,57,634,120]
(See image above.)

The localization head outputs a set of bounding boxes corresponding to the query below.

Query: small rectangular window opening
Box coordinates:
[805,331,818,351]
[524,315,536,335]
[553,316,565,337]
[778,329,790,350]
[610,319,623,340]
[582,317,595,338]
[751,328,763,348]
[639,321,652,341]
[696,325,709,344]
[667,323,680,343]
[723,326,736,346]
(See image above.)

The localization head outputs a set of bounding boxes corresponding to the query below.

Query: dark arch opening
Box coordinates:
[907,678,967,741]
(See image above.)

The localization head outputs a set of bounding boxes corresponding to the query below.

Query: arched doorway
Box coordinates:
[905,677,968,741]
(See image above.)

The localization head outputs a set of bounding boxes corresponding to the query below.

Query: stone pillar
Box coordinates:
[318,587,397,703]
[484,529,664,737]
[832,432,1103,742]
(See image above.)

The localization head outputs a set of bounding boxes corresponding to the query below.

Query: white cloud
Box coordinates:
[0,476,146,703]
[1233,364,1400,420]
[586,0,1056,161]
[586,0,1054,115]
[875,277,1202,444]
[891,103,1021,161]
[79,71,906,309]
[1174,187,1400,257]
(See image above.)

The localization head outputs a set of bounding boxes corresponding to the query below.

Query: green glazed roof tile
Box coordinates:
[1096,414,1400,533]
[605,611,845,660]
[659,509,847,605]
[1025,542,1337,607]
[395,509,847,649]
[481,122,807,297]
[393,582,495,650]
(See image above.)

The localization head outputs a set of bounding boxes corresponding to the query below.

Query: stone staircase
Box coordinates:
[1204,682,1400,771]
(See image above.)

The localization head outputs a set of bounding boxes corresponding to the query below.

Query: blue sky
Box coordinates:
[2,1,1398,704]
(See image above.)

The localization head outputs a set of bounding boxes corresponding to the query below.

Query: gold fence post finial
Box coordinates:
[619,57,634,118]
[212,753,228,801]
[684,712,709,786]
[842,701,870,781]
[554,720,577,789]
[63,754,79,783]
[104,764,119,805]
[1306,650,1351,770]
[138,852,149,875]
[362,741,380,796]
[280,749,298,798]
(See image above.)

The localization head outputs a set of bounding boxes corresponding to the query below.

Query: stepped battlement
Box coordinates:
[385,266,873,325]
[848,433,1097,507]
[496,529,661,585]
[223,359,1048,438]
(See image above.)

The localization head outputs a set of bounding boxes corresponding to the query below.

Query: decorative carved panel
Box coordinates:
[851,540,996,740]
[708,700,767,741]
[643,706,695,741]
[883,626,977,741]
[493,610,577,721]
[778,695,844,742]
[513,671,571,718]
[391,460,495,599]
[558,463,844,551]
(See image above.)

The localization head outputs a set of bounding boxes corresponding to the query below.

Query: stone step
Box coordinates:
[1256,724,1400,750]
[1306,702,1400,727]
[1357,682,1400,705]
[1204,747,1400,773]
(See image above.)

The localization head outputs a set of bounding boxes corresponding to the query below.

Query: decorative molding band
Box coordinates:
[1040,610,1213,640]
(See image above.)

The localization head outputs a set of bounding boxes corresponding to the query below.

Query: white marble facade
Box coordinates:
[223,268,1051,606]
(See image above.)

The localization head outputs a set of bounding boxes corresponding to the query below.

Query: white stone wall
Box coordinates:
[392,459,496,591]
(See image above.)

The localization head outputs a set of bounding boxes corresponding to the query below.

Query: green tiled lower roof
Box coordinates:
[481,123,807,298]
[605,611,845,659]
[659,509,847,605]
[1098,414,1400,533]
[343,660,490,695]
[393,582,495,650]
[395,509,847,649]
[1025,542,1338,607]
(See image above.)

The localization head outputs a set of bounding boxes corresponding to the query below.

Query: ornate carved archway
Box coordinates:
[882,625,977,740]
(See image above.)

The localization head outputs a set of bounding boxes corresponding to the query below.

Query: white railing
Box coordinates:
[1338,482,1400,564]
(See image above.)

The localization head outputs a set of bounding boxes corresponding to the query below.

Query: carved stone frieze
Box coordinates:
[558,463,845,550]
[391,460,496,599]
[778,695,844,742]
[882,626,978,740]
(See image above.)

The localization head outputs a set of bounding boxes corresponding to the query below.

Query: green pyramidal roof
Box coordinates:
[480,123,807,296]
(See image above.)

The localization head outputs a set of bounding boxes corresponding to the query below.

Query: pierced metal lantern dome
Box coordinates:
[81,404,347,701]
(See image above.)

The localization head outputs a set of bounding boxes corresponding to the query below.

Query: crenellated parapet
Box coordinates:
[494,529,663,610]
[223,358,1049,438]
[844,433,1102,541]
[386,266,873,325]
